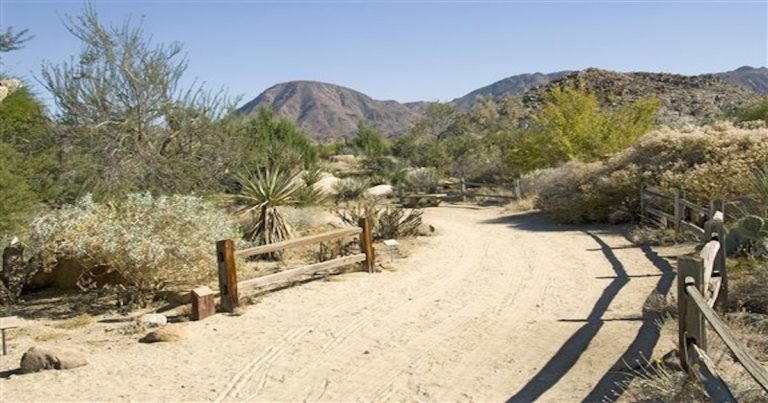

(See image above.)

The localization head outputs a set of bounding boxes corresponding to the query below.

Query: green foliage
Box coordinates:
[0,27,32,52]
[233,167,300,250]
[40,5,235,199]
[508,85,659,173]
[736,97,768,124]
[295,165,329,206]
[233,108,319,171]
[29,194,240,292]
[407,167,440,193]
[729,167,768,257]
[0,144,39,237]
[350,124,389,158]
[333,178,368,202]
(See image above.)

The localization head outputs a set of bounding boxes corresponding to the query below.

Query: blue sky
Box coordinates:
[1,0,767,106]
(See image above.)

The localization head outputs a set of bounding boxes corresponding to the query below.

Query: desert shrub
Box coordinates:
[736,97,768,125]
[407,167,440,193]
[534,124,768,223]
[28,194,240,293]
[295,165,329,206]
[333,201,423,240]
[333,178,368,202]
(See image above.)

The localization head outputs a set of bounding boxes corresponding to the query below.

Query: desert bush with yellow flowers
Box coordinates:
[533,123,768,223]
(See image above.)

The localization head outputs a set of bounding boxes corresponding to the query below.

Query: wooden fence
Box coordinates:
[677,222,768,398]
[211,217,375,313]
[639,184,726,240]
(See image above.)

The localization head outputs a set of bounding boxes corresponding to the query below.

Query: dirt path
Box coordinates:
[1,205,674,402]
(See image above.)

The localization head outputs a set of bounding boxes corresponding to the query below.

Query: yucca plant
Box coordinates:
[295,164,329,206]
[234,167,300,257]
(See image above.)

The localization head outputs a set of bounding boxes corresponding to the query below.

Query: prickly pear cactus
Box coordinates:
[738,215,768,240]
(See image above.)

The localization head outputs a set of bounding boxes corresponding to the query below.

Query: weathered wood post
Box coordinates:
[678,255,706,371]
[191,286,216,321]
[673,188,682,234]
[460,178,467,202]
[514,179,522,200]
[216,239,239,313]
[705,212,728,311]
[358,217,375,273]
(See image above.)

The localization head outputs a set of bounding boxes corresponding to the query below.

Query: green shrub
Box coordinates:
[29,194,240,292]
[407,167,440,193]
[333,178,368,202]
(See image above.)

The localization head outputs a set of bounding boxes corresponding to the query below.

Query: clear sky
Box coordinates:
[1,0,767,106]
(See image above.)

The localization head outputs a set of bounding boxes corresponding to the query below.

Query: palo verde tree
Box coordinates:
[506,85,659,174]
[41,5,234,199]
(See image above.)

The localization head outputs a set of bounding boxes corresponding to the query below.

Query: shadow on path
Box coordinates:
[506,232,629,402]
[581,244,675,402]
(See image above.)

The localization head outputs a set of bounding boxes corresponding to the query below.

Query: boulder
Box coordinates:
[365,185,394,198]
[139,326,185,343]
[20,346,88,373]
[137,313,167,327]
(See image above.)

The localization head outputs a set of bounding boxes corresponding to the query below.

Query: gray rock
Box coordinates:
[20,346,88,373]
[137,313,167,327]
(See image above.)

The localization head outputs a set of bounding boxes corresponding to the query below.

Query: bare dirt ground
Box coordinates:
[1,205,676,402]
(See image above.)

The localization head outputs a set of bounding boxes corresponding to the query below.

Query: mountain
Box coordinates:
[521,68,759,125]
[451,71,574,111]
[237,81,429,142]
[717,66,768,95]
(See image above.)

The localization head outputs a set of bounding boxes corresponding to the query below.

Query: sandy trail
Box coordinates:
[1,205,674,402]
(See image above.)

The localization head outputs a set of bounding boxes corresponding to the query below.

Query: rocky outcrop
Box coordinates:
[521,68,759,126]
[0,79,22,103]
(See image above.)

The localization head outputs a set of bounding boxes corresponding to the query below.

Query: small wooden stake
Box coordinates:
[191,286,216,321]
[359,217,375,273]
[216,239,239,313]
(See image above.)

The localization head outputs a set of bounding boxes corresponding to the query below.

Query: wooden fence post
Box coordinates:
[639,184,646,223]
[216,239,239,313]
[673,188,682,234]
[678,255,707,371]
[358,217,375,273]
[705,215,728,311]
[514,179,522,200]
[460,178,467,202]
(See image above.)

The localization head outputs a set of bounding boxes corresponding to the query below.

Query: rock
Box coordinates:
[20,346,88,373]
[365,185,393,198]
[137,313,167,327]
[139,326,185,343]
[313,173,341,195]
[608,209,633,225]
[0,79,21,103]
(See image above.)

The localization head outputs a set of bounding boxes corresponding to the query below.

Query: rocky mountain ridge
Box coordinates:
[238,66,767,140]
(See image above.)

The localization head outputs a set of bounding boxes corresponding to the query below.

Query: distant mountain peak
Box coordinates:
[237,81,429,141]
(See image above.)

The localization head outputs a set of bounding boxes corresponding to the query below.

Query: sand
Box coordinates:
[0,205,672,402]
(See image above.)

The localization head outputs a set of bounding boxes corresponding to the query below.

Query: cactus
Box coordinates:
[731,214,768,257]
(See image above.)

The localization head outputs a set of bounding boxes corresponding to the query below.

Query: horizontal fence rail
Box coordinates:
[639,185,725,241]
[676,213,768,398]
[202,217,375,315]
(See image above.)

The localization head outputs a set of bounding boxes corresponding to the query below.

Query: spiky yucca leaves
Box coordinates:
[332,199,422,240]
[296,164,329,206]
[235,168,300,256]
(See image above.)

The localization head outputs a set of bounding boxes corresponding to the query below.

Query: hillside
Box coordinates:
[237,81,429,141]
[451,71,573,111]
[521,68,760,125]
[717,66,768,94]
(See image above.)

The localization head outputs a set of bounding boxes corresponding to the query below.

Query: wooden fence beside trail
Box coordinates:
[639,184,726,240]
[640,184,768,397]
[207,217,375,314]
[455,179,522,202]
[677,219,768,399]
